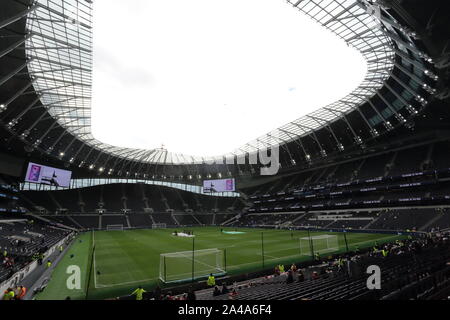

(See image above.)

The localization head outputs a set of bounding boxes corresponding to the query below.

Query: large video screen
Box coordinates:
[25,162,72,188]
[203,178,235,193]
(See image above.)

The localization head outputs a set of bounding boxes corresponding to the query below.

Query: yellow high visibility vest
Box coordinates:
[207,276,215,286]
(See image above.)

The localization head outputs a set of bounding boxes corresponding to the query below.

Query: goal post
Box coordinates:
[152,223,167,229]
[159,248,226,283]
[299,234,339,256]
[106,224,124,231]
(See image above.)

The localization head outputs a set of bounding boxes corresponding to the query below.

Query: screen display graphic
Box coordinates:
[25,162,72,188]
[203,178,235,193]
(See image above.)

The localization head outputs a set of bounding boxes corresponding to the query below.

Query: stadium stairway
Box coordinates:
[221,214,241,226]
[419,211,442,231]
[67,216,83,229]
[363,211,385,230]
[125,215,131,228]
[171,213,180,226]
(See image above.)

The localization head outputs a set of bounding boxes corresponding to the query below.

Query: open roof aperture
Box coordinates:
[91,0,367,158]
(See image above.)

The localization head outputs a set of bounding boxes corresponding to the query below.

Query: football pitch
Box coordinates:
[35,227,404,300]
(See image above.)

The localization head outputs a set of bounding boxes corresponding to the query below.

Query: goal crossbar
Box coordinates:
[299,234,339,256]
[159,248,226,283]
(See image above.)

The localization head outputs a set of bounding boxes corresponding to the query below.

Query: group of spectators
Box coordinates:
[202,231,450,299]
[2,286,27,300]
[127,285,197,301]
[212,282,238,298]
[1,250,17,280]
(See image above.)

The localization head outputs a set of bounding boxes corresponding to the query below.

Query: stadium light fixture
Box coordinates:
[415,95,428,106]
[396,114,407,123]
[89,164,94,170]
[406,105,418,115]
[7,119,18,129]
[0,104,5,112]
[337,143,345,151]
[370,129,379,137]
[384,121,394,130]
[424,70,438,80]
[422,84,436,94]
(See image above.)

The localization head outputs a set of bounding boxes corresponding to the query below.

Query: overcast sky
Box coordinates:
[91,0,366,158]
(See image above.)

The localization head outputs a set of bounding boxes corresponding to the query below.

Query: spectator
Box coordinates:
[311,271,319,280]
[163,291,173,300]
[186,289,196,300]
[286,270,294,284]
[228,288,238,299]
[16,286,27,300]
[153,285,162,300]
[221,283,229,294]
[213,285,221,296]
[274,265,280,276]
[290,263,297,273]
[297,270,305,282]
[2,288,14,300]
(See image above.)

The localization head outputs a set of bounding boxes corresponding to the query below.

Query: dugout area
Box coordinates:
[34,227,407,300]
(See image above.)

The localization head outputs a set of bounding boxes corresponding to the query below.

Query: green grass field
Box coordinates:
[35,227,404,300]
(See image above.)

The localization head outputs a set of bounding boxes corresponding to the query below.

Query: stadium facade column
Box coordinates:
[85,230,96,300]
[343,231,349,253]
[261,232,265,269]
[163,255,167,283]
[224,249,227,272]
[191,237,195,282]
[307,229,314,260]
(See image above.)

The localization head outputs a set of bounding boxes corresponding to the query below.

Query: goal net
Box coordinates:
[152,223,167,229]
[106,224,124,231]
[159,248,225,283]
[299,234,339,256]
